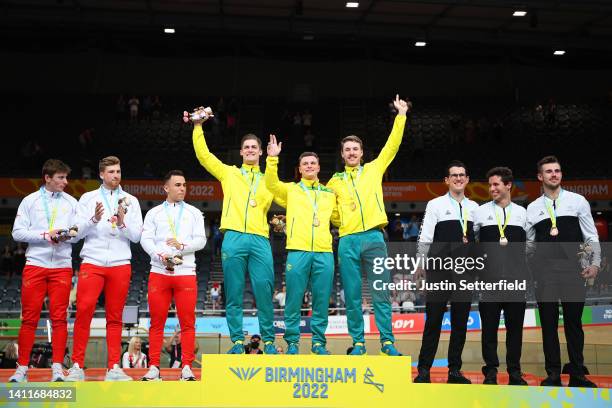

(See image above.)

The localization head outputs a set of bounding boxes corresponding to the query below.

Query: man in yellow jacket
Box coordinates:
[264,135,337,355]
[327,95,408,355]
[192,108,283,354]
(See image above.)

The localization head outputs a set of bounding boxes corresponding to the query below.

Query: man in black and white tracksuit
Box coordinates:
[414,160,479,384]
[526,155,599,388]
[473,167,528,386]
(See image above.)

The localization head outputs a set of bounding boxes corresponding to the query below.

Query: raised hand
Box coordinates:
[267,134,282,157]
[392,94,409,115]
[184,106,214,125]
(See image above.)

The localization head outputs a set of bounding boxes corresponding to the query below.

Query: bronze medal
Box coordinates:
[550,227,559,236]
[313,217,320,227]
[249,199,257,207]
[462,235,468,244]
[499,237,508,246]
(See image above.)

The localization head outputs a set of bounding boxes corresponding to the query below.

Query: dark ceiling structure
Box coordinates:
[2,1,612,64]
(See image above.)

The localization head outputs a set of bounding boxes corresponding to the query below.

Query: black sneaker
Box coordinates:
[413,368,431,383]
[540,372,562,387]
[448,370,471,384]
[483,370,497,385]
[508,372,528,386]
[568,375,597,388]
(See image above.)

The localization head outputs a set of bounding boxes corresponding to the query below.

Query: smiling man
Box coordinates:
[66,156,143,382]
[414,160,479,384]
[473,167,528,386]
[192,108,284,354]
[140,170,206,381]
[264,135,338,355]
[526,156,600,388]
[326,95,408,356]
[9,159,78,383]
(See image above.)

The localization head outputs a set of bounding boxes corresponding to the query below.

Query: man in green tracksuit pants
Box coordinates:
[327,95,408,355]
[264,135,338,354]
[192,108,285,354]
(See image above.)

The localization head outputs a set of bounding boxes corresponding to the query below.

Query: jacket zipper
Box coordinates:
[351,174,366,230]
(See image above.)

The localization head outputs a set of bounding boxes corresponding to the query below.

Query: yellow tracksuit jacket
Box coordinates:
[326,114,407,238]
[193,125,284,238]
[264,156,337,252]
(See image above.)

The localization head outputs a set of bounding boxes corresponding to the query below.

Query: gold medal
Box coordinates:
[350,202,357,211]
[313,217,320,227]
[462,235,468,244]
[249,199,257,207]
[550,227,559,236]
[499,237,508,246]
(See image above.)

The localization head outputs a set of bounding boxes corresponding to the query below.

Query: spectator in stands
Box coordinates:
[302,109,312,131]
[276,345,284,354]
[1,341,18,369]
[303,129,315,150]
[122,336,148,369]
[211,218,223,261]
[142,96,152,121]
[152,96,162,120]
[292,112,303,139]
[211,284,220,310]
[244,334,263,354]
[402,215,421,242]
[545,98,557,126]
[116,94,126,120]
[596,256,610,294]
[164,329,200,368]
[142,162,154,178]
[273,285,286,309]
[78,128,94,155]
[128,96,140,122]
[13,243,25,275]
[2,244,14,279]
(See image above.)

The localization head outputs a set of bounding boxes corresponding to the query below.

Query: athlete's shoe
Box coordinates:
[380,341,403,356]
[286,343,299,355]
[263,341,279,354]
[141,365,162,381]
[8,364,28,383]
[64,363,85,382]
[227,340,245,354]
[180,365,196,381]
[349,342,366,355]
[105,364,133,381]
[311,343,331,355]
[51,363,65,382]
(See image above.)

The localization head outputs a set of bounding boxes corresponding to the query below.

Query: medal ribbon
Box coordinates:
[40,187,59,231]
[544,189,562,230]
[342,166,362,205]
[299,181,320,222]
[100,185,121,217]
[493,202,512,239]
[448,192,468,237]
[241,167,261,203]
[164,201,185,240]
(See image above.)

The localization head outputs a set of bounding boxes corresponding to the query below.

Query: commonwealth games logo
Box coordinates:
[229,367,262,381]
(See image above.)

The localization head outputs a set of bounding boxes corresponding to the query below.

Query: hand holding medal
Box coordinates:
[270,214,287,233]
[183,106,214,124]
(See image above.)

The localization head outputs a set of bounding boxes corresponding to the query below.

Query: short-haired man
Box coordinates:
[9,159,78,383]
[66,156,143,381]
[526,156,599,388]
[473,167,528,386]
[140,170,206,381]
[326,95,408,356]
[192,109,285,354]
[414,160,479,384]
[265,136,338,355]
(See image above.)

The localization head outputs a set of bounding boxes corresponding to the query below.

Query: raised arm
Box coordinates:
[264,134,289,205]
[191,109,230,182]
[371,94,408,172]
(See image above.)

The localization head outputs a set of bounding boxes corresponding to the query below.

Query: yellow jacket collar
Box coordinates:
[344,165,361,174]
[300,178,320,188]
[241,164,261,173]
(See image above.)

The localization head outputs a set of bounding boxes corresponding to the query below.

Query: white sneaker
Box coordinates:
[180,365,196,381]
[141,365,162,381]
[65,363,85,382]
[8,364,28,383]
[105,364,133,381]
[51,363,65,382]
